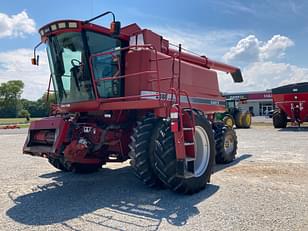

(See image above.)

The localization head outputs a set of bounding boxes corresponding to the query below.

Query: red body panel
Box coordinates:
[273,92,308,122]
[23,117,70,156]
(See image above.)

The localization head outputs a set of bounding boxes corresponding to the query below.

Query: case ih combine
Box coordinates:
[23,11,244,194]
[272,82,308,128]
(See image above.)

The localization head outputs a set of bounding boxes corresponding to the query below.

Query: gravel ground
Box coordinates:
[0,125,307,231]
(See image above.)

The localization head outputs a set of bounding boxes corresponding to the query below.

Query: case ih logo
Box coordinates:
[263,93,272,98]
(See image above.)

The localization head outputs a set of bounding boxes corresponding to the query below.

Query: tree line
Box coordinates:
[0,80,55,118]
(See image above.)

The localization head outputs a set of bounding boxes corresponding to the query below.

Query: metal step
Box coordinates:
[185,157,195,162]
[184,142,195,146]
[183,127,193,131]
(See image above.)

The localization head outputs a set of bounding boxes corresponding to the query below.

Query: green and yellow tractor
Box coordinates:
[216,98,252,128]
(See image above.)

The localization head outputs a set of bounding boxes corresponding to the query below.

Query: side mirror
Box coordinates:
[110,21,121,37]
[31,55,40,66]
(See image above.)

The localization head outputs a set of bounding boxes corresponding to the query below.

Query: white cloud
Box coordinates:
[259,35,294,60]
[0,11,36,38]
[150,26,246,60]
[0,49,50,100]
[223,34,294,63]
[219,34,305,92]
[219,61,308,93]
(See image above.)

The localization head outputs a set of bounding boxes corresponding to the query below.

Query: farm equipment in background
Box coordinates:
[272,82,308,128]
[23,11,244,194]
[216,97,251,128]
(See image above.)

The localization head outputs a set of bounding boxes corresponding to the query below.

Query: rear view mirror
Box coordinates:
[32,42,42,66]
[31,55,40,66]
[110,21,121,37]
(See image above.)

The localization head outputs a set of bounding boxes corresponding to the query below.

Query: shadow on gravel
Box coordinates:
[213,154,252,173]
[278,127,308,132]
[6,166,219,230]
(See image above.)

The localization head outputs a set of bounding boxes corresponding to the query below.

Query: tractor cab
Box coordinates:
[32,12,124,106]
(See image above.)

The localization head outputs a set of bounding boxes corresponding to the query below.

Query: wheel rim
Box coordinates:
[245,114,251,125]
[194,126,210,177]
[225,117,233,127]
[224,134,235,154]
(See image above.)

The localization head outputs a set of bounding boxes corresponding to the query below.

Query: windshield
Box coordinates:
[47,32,94,104]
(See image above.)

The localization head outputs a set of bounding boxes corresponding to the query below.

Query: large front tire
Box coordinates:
[129,113,163,187]
[241,111,252,128]
[153,114,215,194]
[234,111,243,128]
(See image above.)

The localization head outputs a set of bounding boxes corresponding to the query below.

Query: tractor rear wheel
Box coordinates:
[129,113,163,187]
[273,109,287,128]
[223,114,235,128]
[241,112,252,128]
[234,111,243,128]
[213,123,238,164]
[153,113,215,194]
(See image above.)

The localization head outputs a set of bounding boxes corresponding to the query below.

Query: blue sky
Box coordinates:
[1,0,308,99]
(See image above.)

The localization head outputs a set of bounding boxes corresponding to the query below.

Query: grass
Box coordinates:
[0,118,42,129]
[0,118,28,124]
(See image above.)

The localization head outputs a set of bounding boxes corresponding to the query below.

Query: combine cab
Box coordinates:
[23,11,244,194]
[272,82,308,128]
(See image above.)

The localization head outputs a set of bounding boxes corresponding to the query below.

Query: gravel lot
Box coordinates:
[0,125,307,231]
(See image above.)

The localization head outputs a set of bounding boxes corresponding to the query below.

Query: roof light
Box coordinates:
[50,24,57,31]
[58,22,66,29]
[44,27,50,33]
[68,22,77,28]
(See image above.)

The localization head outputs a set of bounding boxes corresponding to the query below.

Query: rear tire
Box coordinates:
[241,111,252,128]
[213,123,238,164]
[129,113,163,187]
[273,109,287,128]
[153,113,215,194]
[234,111,243,128]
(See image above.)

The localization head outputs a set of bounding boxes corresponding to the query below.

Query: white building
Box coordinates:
[223,90,273,116]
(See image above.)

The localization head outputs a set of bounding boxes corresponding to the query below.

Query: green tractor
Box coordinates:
[216,98,252,128]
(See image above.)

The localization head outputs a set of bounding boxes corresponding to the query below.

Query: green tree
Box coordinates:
[21,93,56,117]
[0,80,24,117]
[18,109,30,121]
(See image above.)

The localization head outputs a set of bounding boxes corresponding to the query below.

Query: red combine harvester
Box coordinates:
[23,11,244,194]
[272,82,308,128]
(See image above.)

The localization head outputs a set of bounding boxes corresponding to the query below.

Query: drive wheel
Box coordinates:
[213,123,238,164]
[129,113,163,187]
[234,111,243,128]
[273,109,287,128]
[223,114,235,128]
[153,113,215,194]
[241,111,252,128]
